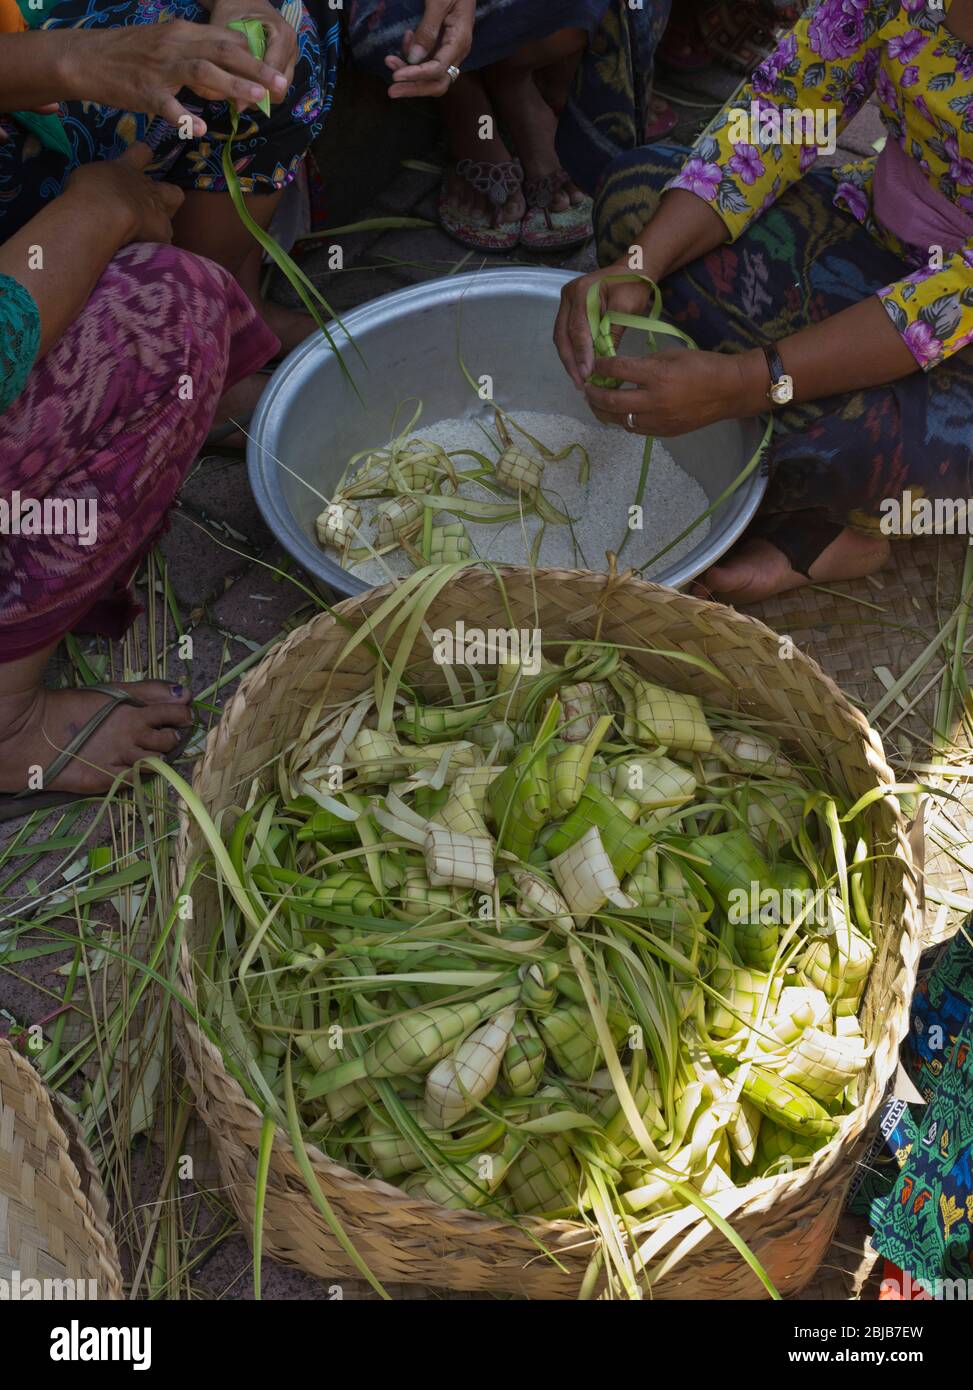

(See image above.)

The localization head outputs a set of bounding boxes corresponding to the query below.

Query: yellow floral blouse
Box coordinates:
[667,0,973,370]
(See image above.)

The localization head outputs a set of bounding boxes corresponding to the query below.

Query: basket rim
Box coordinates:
[173,568,923,1272]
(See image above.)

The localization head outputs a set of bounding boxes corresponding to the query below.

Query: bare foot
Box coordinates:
[257,298,316,357]
[233,241,315,358]
[206,371,273,450]
[488,68,586,212]
[0,681,194,796]
[692,530,891,605]
[443,74,525,226]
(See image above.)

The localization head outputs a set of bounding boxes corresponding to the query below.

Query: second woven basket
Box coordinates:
[0,1039,122,1300]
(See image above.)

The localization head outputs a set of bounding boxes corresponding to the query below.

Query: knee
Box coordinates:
[101,244,236,387]
[593,142,688,265]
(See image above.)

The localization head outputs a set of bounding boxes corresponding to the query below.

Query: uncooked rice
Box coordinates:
[333,409,711,585]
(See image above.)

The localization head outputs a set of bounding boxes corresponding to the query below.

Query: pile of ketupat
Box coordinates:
[315,406,587,570]
[184,605,888,1299]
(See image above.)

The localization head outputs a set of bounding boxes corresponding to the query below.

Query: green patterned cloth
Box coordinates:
[16,0,48,25]
[0,274,40,415]
[848,921,973,1291]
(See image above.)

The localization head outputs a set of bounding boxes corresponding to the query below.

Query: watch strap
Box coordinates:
[762,342,786,389]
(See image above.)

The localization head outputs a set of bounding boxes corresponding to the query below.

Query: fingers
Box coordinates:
[590,406,626,430]
[157,182,186,217]
[262,17,298,92]
[587,354,656,392]
[118,141,154,170]
[389,68,450,98]
[180,56,275,112]
[554,278,604,389]
[583,379,653,417]
[157,93,207,135]
[390,56,447,84]
[191,32,288,101]
[554,289,586,390]
[558,278,601,387]
[409,1,450,62]
[435,17,473,71]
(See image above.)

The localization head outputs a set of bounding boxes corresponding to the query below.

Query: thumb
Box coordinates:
[118,141,154,171]
[408,0,448,62]
[158,181,186,214]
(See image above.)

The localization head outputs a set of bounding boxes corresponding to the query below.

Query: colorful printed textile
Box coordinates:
[848,923,973,1294]
[0,0,72,153]
[668,0,973,370]
[595,142,973,549]
[348,0,672,199]
[0,244,278,661]
[348,0,614,76]
[557,0,673,196]
[0,275,39,415]
[0,0,338,246]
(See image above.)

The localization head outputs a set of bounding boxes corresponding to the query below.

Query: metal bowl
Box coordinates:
[248,268,767,597]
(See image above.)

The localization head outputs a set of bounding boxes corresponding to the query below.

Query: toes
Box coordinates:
[137,726,183,755]
[690,578,717,601]
[133,681,192,707]
[144,701,194,729]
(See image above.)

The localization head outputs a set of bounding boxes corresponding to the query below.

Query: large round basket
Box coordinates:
[0,1039,123,1299]
[174,568,921,1299]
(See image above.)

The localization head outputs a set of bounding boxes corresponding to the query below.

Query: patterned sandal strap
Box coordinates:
[523,169,570,211]
[455,158,524,208]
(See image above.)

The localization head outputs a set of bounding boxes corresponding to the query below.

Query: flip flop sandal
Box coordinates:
[519,171,593,253]
[645,94,679,142]
[658,17,712,71]
[0,683,197,825]
[437,159,524,252]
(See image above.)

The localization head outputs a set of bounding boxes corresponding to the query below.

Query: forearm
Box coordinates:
[0,196,130,357]
[733,296,919,416]
[624,190,730,281]
[0,33,90,108]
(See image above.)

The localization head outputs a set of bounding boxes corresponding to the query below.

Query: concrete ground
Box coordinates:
[0,59,891,1301]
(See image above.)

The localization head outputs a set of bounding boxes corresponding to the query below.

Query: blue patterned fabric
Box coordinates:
[0,273,40,415]
[348,0,614,76]
[848,923,973,1292]
[557,0,672,196]
[0,0,338,245]
[349,0,672,199]
[594,141,973,560]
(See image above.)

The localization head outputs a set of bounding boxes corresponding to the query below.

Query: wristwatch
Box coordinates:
[762,343,794,407]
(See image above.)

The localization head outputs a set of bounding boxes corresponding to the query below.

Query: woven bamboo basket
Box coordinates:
[174,568,922,1299]
[0,1039,123,1299]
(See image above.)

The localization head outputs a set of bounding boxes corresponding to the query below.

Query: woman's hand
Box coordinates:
[63,143,186,247]
[56,20,289,133]
[207,0,299,93]
[0,143,187,359]
[386,0,476,99]
[582,348,766,436]
[554,262,658,389]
